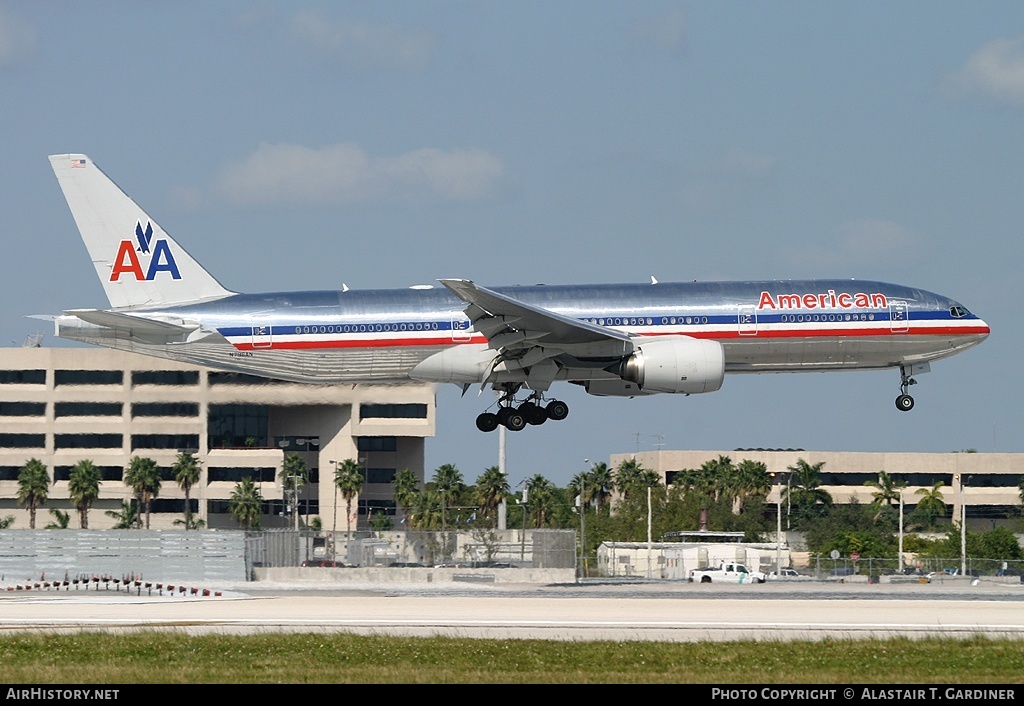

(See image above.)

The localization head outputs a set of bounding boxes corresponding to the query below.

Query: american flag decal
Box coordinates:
[71,158,86,168]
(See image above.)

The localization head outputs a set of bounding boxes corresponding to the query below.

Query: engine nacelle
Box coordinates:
[618,337,725,394]
[409,344,496,384]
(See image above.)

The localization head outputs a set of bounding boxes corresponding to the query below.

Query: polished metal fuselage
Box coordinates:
[57,279,990,387]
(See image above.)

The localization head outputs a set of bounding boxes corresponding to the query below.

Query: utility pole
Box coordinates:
[898,489,905,574]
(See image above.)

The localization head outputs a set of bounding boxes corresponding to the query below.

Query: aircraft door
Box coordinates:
[737,306,758,336]
[250,319,273,348]
[451,317,473,342]
[889,301,909,333]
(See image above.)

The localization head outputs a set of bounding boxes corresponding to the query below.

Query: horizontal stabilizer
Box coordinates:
[65,309,198,336]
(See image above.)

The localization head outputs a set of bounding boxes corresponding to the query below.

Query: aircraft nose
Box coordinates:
[975,317,991,340]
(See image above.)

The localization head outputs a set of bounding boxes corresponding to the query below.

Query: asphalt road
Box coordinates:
[3,578,1024,642]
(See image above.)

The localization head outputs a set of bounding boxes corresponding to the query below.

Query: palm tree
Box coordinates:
[45,508,70,529]
[173,515,206,529]
[68,459,101,529]
[431,463,464,528]
[17,458,49,529]
[410,488,444,529]
[568,470,596,511]
[105,501,139,529]
[865,470,907,522]
[914,481,949,529]
[172,451,202,530]
[475,466,510,527]
[0,516,13,529]
[393,468,420,528]
[279,452,308,528]
[334,459,364,537]
[734,459,771,514]
[784,458,833,527]
[228,477,263,530]
[525,474,554,527]
[588,462,614,514]
[124,456,161,529]
[613,458,650,501]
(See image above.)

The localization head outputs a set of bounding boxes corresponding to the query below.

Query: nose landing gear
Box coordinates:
[895,364,920,412]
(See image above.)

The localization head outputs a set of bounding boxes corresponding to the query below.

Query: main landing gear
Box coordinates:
[475,385,570,432]
[895,365,917,412]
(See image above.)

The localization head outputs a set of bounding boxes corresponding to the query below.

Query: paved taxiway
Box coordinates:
[3,579,1023,642]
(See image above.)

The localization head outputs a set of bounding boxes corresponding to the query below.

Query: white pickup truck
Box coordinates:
[689,562,767,584]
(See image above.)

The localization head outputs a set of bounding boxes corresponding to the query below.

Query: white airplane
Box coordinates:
[46,154,990,432]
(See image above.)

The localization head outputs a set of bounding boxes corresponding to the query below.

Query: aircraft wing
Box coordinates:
[439,279,633,388]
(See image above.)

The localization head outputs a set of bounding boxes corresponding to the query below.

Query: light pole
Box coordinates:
[770,471,789,575]
[578,459,588,581]
[498,422,507,530]
[898,488,905,574]
[958,474,970,575]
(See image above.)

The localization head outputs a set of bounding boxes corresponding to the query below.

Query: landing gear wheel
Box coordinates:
[895,394,915,412]
[545,400,569,421]
[476,412,499,432]
[503,410,527,432]
[518,402,548,425]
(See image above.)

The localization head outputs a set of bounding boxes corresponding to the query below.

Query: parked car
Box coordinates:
[301,559,345,568]
[767,568,810,580]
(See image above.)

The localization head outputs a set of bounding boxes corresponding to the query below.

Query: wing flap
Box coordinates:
[439,279,633,357]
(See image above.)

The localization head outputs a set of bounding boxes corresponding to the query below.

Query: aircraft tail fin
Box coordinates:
[48,154,234,309]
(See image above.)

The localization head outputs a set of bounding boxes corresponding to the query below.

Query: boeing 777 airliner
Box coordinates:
[45,154,990,432]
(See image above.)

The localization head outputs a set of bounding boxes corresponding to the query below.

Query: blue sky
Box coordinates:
[1,2,1020,487]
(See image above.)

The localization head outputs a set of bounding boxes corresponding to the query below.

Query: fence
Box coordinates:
[246,528,576,570]
[812,556,1024,579]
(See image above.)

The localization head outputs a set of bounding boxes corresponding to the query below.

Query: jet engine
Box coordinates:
[616,336,725,394]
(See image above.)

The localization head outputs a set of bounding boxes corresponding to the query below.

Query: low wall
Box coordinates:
[255,566,578,585]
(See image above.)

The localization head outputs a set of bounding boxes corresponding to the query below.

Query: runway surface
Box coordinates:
[3,578,1024,642]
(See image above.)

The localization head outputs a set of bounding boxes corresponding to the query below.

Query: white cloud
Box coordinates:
[289,9,437,71]
[214,142,503,205]
[0,6,37,67]
[941,35,1024,108]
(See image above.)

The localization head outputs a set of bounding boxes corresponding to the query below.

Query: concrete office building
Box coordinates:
[0,347,435,530]
[613,449,1024,528]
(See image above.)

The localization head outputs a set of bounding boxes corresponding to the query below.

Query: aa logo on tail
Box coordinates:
[109,221,181,281]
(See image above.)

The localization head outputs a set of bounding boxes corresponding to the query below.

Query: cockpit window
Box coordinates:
[950,306,970,318]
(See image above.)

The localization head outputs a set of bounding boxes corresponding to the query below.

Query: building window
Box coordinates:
[54,402,122,418]
[55,434,122,449]
[132,402,199,418]
[364,467,397,484]
[360,403,428,419]
[54,465,123,482]
[208,372,280,386]
[359,498,396,517]
[0,370,45,384]
[131,370,200,386]
[131,434,200,450]
[208,405,268,448]
[0,434,45,448]
[0,466,24,480]
[208,467,276,483]
[357,437,397,452]
[54,370,123,386]
[0,402,45,416]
